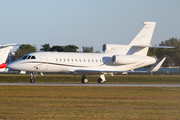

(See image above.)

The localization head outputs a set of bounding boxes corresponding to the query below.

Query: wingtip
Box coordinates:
[150,57,166,72]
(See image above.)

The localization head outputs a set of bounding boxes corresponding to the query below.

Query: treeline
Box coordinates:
[148,38,180,68]
[40,44,78,52]
[13,44,99,60]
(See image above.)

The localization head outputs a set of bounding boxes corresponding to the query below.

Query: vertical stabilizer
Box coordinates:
[127,22,156,56]
[0,46,13,63]
[129,22,156,45]
[0,43,21,64]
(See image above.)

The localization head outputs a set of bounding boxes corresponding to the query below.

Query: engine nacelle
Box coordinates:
[103,44,130,55]
[103,44,124,52]
[112,55,138,65]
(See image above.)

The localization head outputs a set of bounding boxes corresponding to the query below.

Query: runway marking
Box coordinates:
[0,83,180,87]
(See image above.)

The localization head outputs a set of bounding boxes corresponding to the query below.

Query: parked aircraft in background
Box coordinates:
[0,43,20,72]
[7,22,173,83]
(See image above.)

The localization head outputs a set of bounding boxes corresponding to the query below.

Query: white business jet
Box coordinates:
[0,43,20,72]
[7,22,172,83]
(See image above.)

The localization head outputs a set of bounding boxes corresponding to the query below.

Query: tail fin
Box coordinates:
[0,46,13,63]
[127,22,156,56]
[0,43,20,64]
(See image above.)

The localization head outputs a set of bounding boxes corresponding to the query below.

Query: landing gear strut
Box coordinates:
[98,74,106,83]
[30,73,35,83]
[81,75,88,83]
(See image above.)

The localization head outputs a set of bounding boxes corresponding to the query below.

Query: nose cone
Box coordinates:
[7,61,20,71]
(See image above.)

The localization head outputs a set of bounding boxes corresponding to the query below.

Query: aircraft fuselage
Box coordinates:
[8,52,156,75]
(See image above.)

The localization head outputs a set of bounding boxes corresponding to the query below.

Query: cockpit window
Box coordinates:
[21,55,28,59]
[27,56,31,59]
[31,56,36,59]
[21,55,36,59]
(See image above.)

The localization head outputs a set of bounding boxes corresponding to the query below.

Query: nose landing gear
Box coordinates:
[30,73,36,83]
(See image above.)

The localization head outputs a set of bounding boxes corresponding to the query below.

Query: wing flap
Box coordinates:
[75,70,147,74]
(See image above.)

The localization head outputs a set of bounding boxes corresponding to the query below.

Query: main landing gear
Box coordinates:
[30,73,35,83]
[81,75,88,83]
[98,74,106,83]
[81,74,106,84]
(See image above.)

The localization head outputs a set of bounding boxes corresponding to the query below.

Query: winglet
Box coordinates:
[150,57,166,72]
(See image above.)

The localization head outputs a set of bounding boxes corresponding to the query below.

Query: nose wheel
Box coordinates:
[30,79,34,83]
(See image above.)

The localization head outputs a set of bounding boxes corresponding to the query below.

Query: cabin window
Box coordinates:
[84,59,86,62]
[100,60,102,63]
[64,59,66,62]
[92,59,94,63]
[96,59,98,63]
[71,59,73,62]
[60,59,62,62]
[67,59,69,62]
[31,56,36,59]
[75,59,77,62]
[21,55,28,59]
[88,59,90,62]
[56,58,58,62]
[79,59,81,62]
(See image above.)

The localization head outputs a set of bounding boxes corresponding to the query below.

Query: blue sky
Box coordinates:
[0,0,180,52]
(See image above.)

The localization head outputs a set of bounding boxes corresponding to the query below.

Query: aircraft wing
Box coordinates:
[150,57,166,72]
[75,57,166,74]
[75,70,147,75]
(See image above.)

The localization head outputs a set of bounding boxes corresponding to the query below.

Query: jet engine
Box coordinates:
[102,44,130,55]
[103,44,124,52]
[112,55,138,65]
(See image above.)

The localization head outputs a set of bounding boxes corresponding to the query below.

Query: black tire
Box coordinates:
[30,79,34,83]
[98,78,105,84]
[82,78,88,83]
[98,78,102,83]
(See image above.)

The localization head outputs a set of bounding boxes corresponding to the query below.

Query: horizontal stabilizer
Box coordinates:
[0,43,21,47]
[133,45,174,48]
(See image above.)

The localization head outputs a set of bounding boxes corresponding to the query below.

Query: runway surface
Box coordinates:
[0,83,180,87]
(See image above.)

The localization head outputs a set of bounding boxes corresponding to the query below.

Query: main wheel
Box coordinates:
[98,78,105,84]
[82,78,88,83]
[30,79,34,83]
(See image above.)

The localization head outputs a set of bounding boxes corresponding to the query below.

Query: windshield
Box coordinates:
[21,55,28,59]
[21,55,36,60]
[27,56,31,59]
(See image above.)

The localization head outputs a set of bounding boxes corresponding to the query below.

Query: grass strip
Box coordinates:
[0,86,180,120]
[0,74,180,83]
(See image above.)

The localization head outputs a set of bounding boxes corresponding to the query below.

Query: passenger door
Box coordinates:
[39,55,48,72]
